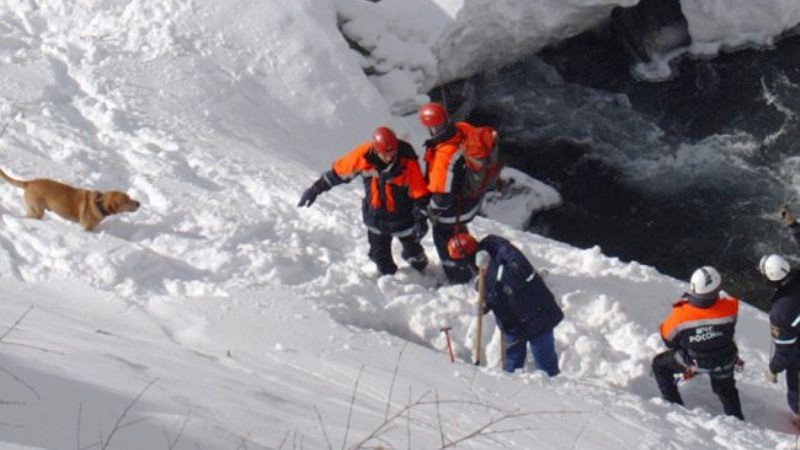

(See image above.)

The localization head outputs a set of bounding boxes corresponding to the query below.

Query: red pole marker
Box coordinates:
[440,326,455,363]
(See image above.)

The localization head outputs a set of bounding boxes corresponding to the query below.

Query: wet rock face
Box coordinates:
[611,0,690,63]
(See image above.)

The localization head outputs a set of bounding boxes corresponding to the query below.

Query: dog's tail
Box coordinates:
[0,168,28,188]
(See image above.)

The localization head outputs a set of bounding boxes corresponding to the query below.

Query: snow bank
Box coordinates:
[335,0,639,113]
[431,0,640,84]
[635,0,800,80]
[682,0,800,55]
[481,167,562,229]
[337,0,800,107]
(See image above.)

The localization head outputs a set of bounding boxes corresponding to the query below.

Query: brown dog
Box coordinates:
[0,168,140,231]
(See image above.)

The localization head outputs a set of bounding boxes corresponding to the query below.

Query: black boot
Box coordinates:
[442,262,473,284]
[400,236,427,272]
[368,231,397,275]
[375,260,398,275]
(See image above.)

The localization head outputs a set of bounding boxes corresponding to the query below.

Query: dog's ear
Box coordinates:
[100,192,121,214]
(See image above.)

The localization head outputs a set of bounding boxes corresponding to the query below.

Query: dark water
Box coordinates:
[458,27,800,310]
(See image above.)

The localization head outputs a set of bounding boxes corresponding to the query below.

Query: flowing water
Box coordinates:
[459,28,800,309]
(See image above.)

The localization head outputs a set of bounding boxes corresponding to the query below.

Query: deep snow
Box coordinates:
[0,1,798,449]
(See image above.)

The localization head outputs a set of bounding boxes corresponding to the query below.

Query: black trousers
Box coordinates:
[432,222,472,284]
[652,350,743,420]
[367,231,427,275]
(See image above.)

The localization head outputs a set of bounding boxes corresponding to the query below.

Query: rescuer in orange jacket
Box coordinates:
[418,102,487,284]
[652,266,743,420]
[298,127,430,275]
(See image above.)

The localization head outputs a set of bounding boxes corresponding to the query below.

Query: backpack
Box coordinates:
[455,122,501,199]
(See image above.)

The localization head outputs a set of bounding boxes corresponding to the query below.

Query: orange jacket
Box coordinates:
[424,122,477,194]
[659,296,739,369]
[329,140,428,234]
[423,122,482,224]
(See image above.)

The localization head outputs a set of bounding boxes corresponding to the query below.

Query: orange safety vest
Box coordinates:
[660,297,739,342]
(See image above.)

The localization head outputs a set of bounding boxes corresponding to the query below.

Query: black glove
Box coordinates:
[298,177,330,207]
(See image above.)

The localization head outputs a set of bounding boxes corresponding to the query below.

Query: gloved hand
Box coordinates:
[298,178,329,208]
[781,205,797,227]
[298,186,319,207]
[475,250,490,270]
[765,370,778,383]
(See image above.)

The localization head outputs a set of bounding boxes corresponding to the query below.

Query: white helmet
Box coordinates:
[689,266,722,298]
[759,254,791,282]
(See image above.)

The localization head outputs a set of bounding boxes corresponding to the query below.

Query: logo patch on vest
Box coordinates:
[772,325,781,338]
[689,326,723,343]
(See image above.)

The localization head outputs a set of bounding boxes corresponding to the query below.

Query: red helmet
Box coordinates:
[447,233,479,260]
[372,126,398,154]
[418,102,448,128]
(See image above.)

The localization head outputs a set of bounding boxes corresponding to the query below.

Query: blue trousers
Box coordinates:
[504,329,559,377]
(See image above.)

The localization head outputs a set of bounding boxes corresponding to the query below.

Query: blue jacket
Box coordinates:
[769,224,800,374]
[479,235,564,339]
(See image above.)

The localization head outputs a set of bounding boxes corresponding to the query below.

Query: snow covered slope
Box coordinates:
[337,0,800,110]
[0,1,797,449]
